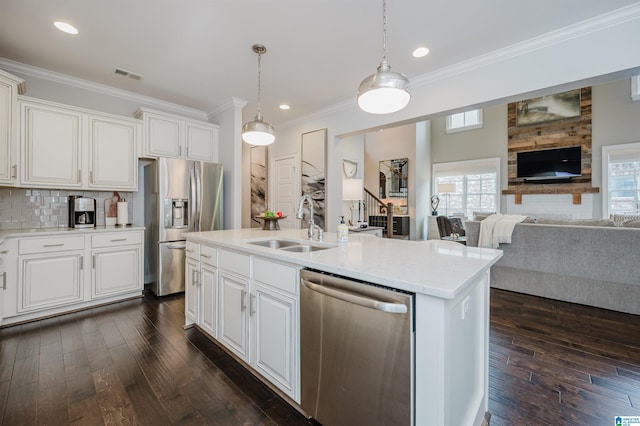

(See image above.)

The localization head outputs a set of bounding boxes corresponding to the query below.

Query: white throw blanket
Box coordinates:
[478,214,528,249]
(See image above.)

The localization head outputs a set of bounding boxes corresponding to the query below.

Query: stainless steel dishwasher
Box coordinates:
[300,269,414,426]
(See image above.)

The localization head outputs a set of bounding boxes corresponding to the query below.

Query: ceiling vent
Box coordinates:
[113,68,143,81]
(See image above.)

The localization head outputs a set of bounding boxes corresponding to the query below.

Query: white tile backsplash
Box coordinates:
[0,188,135,229]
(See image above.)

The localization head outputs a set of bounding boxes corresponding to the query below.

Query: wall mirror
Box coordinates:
[379,158,408,215]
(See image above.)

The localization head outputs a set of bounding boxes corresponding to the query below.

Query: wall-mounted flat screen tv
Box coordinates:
[517,146,582,182]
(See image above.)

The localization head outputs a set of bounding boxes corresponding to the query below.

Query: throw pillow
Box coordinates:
[610,213,640,226]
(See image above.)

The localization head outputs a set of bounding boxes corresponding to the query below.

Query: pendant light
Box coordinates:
[242,44,275,145]
[357,0,410,114]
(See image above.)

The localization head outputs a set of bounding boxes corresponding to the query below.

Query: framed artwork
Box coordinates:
[250,145,267,227]
[516,89,581,126]
[301,128,327,230]
[342,159,358,179]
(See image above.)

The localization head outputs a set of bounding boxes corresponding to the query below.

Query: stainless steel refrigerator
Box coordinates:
[144,158,223,296]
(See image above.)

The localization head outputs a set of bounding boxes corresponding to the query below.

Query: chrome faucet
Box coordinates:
[296,194,323,241]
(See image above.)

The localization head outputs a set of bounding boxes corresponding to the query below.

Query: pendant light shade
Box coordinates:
[357,0,410,114]
[357,60,410,114]
[243,44,275,145]
[242,112,275,146]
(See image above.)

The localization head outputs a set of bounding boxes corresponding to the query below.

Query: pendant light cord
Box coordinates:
[257,52,262,115]
[382,0,387,63]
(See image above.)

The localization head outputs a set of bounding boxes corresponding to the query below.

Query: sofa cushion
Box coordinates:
[534,218,615,227]
[623,219,640,228]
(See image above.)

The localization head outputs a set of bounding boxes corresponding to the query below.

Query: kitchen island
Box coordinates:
[184,228,502,426]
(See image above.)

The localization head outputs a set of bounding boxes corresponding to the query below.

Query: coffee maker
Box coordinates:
[68,196,96,228]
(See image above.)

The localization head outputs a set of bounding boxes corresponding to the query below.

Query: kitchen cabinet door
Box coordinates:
[185,257,200,326]
[253,283,297,399]
[92,247,141,298]
[88,114,139,190]
[20,101,82,188]
[185,120,218,162]
[199,263,218,337]
[0,70,22,185]
[142,111,182,158]
[218,271,250,362]
[18,252,84,312]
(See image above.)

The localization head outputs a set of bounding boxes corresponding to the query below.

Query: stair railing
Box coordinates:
[364,188,394,238]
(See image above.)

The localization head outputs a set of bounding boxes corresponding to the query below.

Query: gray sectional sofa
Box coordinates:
[465,220,640,315]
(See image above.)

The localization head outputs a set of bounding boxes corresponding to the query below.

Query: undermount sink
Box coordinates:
[280,244,331,253]
[247,239,300,249]
[246,238,335,253]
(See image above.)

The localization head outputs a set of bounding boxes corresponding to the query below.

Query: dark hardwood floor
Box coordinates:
[0,288,639,425]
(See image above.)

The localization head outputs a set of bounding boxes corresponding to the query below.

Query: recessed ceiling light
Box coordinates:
[54,21,79,35]
[412,47,430,58]
[279,104,290,110]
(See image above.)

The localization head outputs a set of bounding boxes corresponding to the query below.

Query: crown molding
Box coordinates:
[208,97,247,119]
[0,57,209,120]
[411,3,640,89]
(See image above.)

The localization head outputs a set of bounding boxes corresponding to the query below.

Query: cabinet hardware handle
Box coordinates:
[179,146,182,157]
[250,294,256,316]
[192,269,198,286]
[90,170,93,183]
[92,254,95,269]
[11,164,16,179]
[240,289,246,311]
[110,238,127,242]
[2,272,6,290]
[0,250,8,254]
[43,243,64,247]
[78,170,81,182]
[200,254,211,259]
[187,146,189,157]
[80,256,83,270]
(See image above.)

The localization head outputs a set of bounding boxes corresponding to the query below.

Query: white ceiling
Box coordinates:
[1,0,638,125]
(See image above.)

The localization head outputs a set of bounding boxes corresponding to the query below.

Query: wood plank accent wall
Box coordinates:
[503,87,599,200]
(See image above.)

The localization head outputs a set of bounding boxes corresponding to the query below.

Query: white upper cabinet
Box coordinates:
[19,97,140,190]
[20,100,82,188]
[136,107,219,162]
[0,70,24,186]
[88,114,139,190]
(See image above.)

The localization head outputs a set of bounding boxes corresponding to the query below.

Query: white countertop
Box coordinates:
[185,228,503,299]
[0,225,145,244]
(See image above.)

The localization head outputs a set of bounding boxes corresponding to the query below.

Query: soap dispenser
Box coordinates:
[337,216,349,243]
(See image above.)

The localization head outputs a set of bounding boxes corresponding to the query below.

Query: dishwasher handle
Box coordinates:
[301,277,407,314]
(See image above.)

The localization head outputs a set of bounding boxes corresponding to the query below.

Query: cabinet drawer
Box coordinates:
[254,258,298,294]
[219,249,250,277]
[19,236,85,254]
[92,232,142,248]
[185,241,200,260]
[200,245,217,267]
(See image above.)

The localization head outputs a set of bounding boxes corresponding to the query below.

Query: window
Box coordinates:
[445,109,483,133]
[603,142,640,217]
[432,158,500,218]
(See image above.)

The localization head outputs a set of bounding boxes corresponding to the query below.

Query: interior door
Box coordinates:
[272,154,298,230]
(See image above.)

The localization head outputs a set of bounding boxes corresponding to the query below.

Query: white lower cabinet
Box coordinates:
[187,246,300,401]
[2,230,144,326]
[18,252,84,312]
[253,282,297,398]
[218,270,250,362]
[200,262,218,337]
[185,255,200,326]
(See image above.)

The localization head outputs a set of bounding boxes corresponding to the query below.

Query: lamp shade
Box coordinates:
[343,178,363,200]
[357,61,410,114]
[437,183,456,193]
[242,113,275,146]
